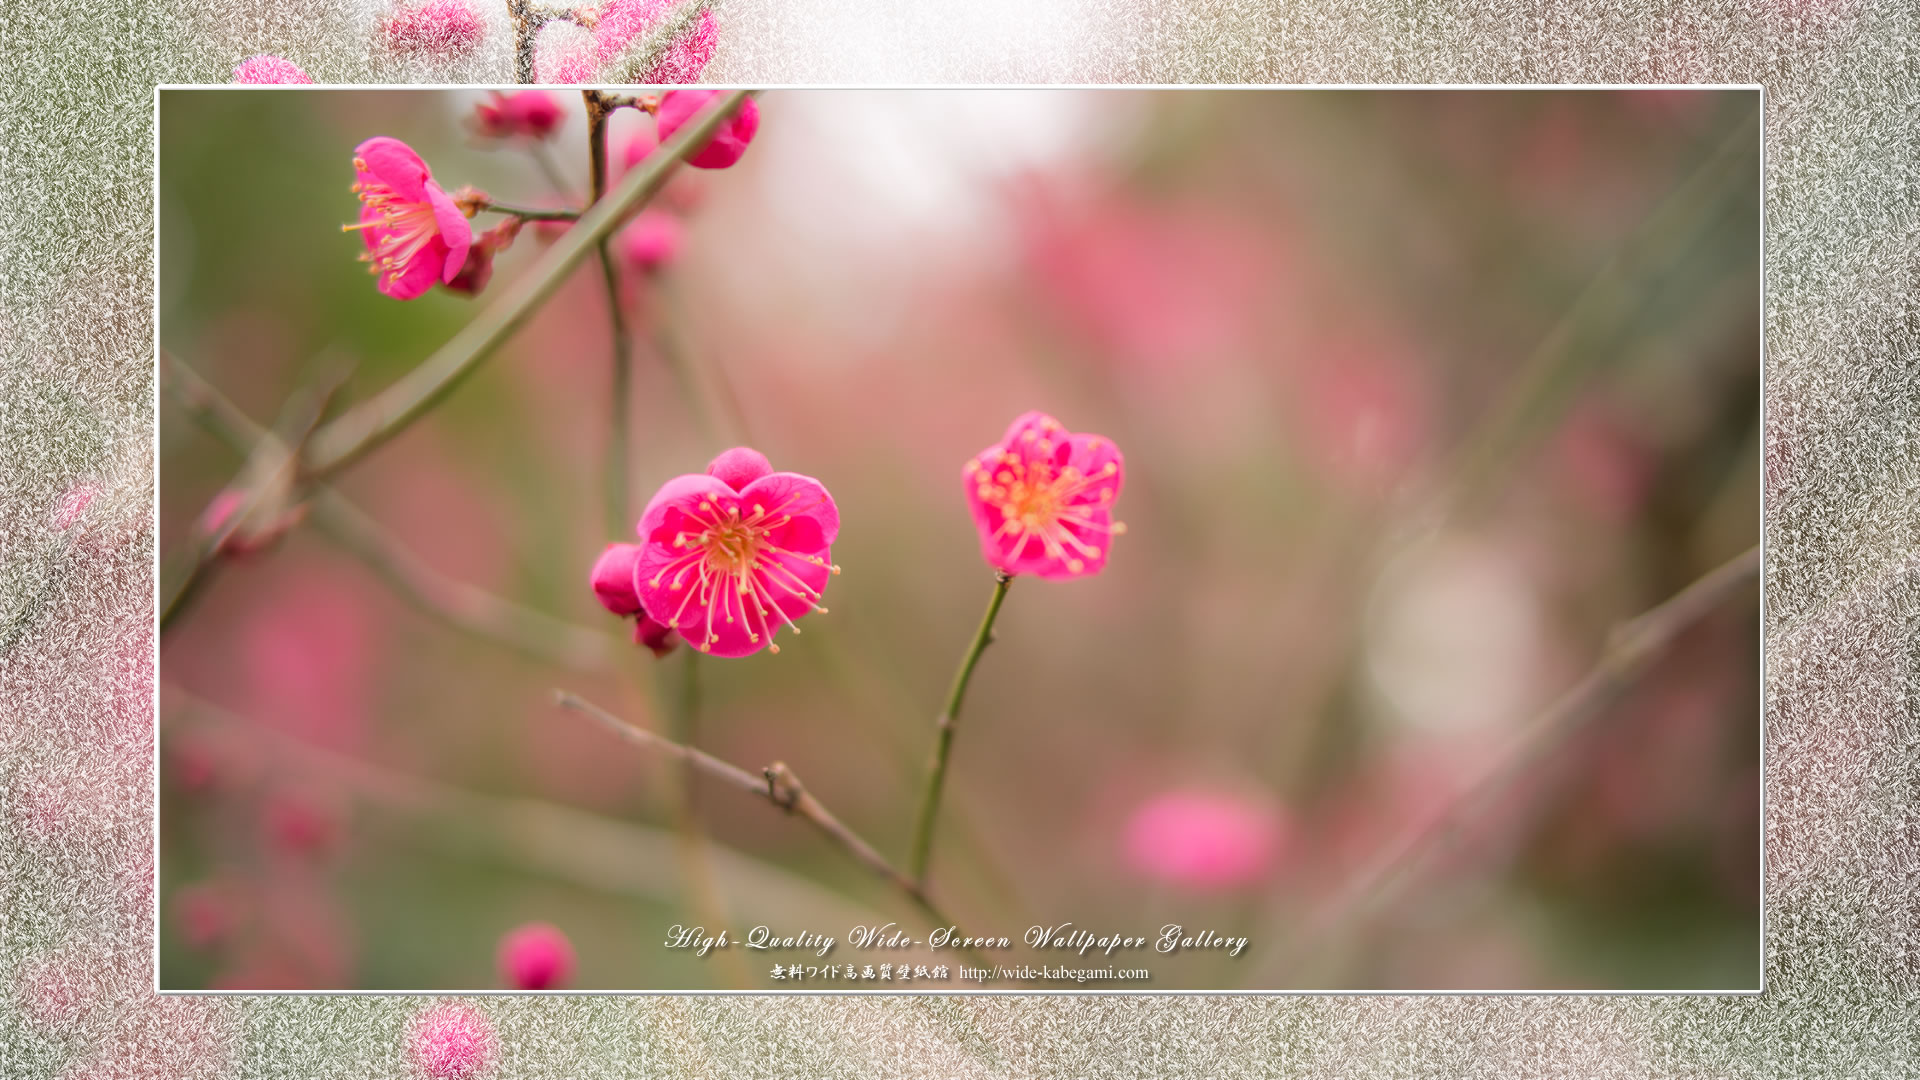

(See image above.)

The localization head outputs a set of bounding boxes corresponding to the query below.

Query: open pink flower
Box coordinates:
[593,0,719,83]
[231,55,312,84]
[655,90,759,170]
[963,411,1125,579]
[382,0,488,58]
[497,923,575,990]
[1124,790,1288,890]
[472,91,564,139]
[632,447,839,657]
[406,1003,498,1079]
[345,136,473,300]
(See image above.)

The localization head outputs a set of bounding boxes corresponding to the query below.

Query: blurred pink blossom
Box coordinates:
[473,91,565,140]
[231,55,311,84]
[963,411,1124,579]
[497,922,576,989]
[407,1002,500,1079]
[1012,176,1265,368]
[1124,789,1289,890]
[175,880,243,950]
[618,210,683,273]
[381,0,488,58]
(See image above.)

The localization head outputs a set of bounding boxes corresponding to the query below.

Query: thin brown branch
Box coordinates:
[162,354,614,671]
[1259,543,1761,986]
[553,690,987,959]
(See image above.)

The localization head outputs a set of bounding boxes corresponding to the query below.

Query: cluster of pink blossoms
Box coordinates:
[237,0,720,85]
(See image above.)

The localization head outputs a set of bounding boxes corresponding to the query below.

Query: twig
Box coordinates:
[476,199,580,222]
[169,687,881,936]
[584,90,635,536]
[298,91,754,481]
[1260,543,1761,986]
[162,354,614,671]
[159,375,341,630]
[554,689,987,961]
[908,570,1012,884]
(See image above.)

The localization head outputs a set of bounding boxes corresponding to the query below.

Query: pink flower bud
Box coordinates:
[634,613,678,658]
[617,210,682,274]
[497,922,575,990]
[443,219,520,297]
[655,90,758,170]
[473,91,564,140]
[589,543,645,616]
[382,0,488,58]
[231,55,312,84]
[406,1003,499,1079]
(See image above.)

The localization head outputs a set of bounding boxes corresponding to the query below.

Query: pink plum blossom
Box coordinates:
[1124,790,1288,890]
[382,0,488,58]
[472,91,564,139]
[630,447,839,657]
[345,136,473,300]
[593,0,719,83]
[963,411,1125,579]
[618,210,682,273]
[407,1003,499,1079]
[655,90,758,170]
[231,55,312,84]
[497,922,575,989]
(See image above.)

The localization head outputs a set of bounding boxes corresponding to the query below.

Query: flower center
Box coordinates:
[969,448,1123,573]
[647,496,840,653]
[343,162,442,288]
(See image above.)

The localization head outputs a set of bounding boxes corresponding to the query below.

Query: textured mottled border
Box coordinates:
[5,0,1917,1075]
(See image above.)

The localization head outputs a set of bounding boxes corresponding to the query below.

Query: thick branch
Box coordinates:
[299,91,754,481]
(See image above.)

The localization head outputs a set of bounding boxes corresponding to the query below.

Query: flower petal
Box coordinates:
[736,471,839,550]
[353,136,430,202]
[375,238,447,300]
[425,182,473,283]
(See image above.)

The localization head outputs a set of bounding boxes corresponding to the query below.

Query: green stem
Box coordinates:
[478,200,579,221]
[300,91,753,481]
[908,571,1013,884]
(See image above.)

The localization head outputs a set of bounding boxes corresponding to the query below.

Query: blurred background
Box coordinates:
[157,88,1760,990]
